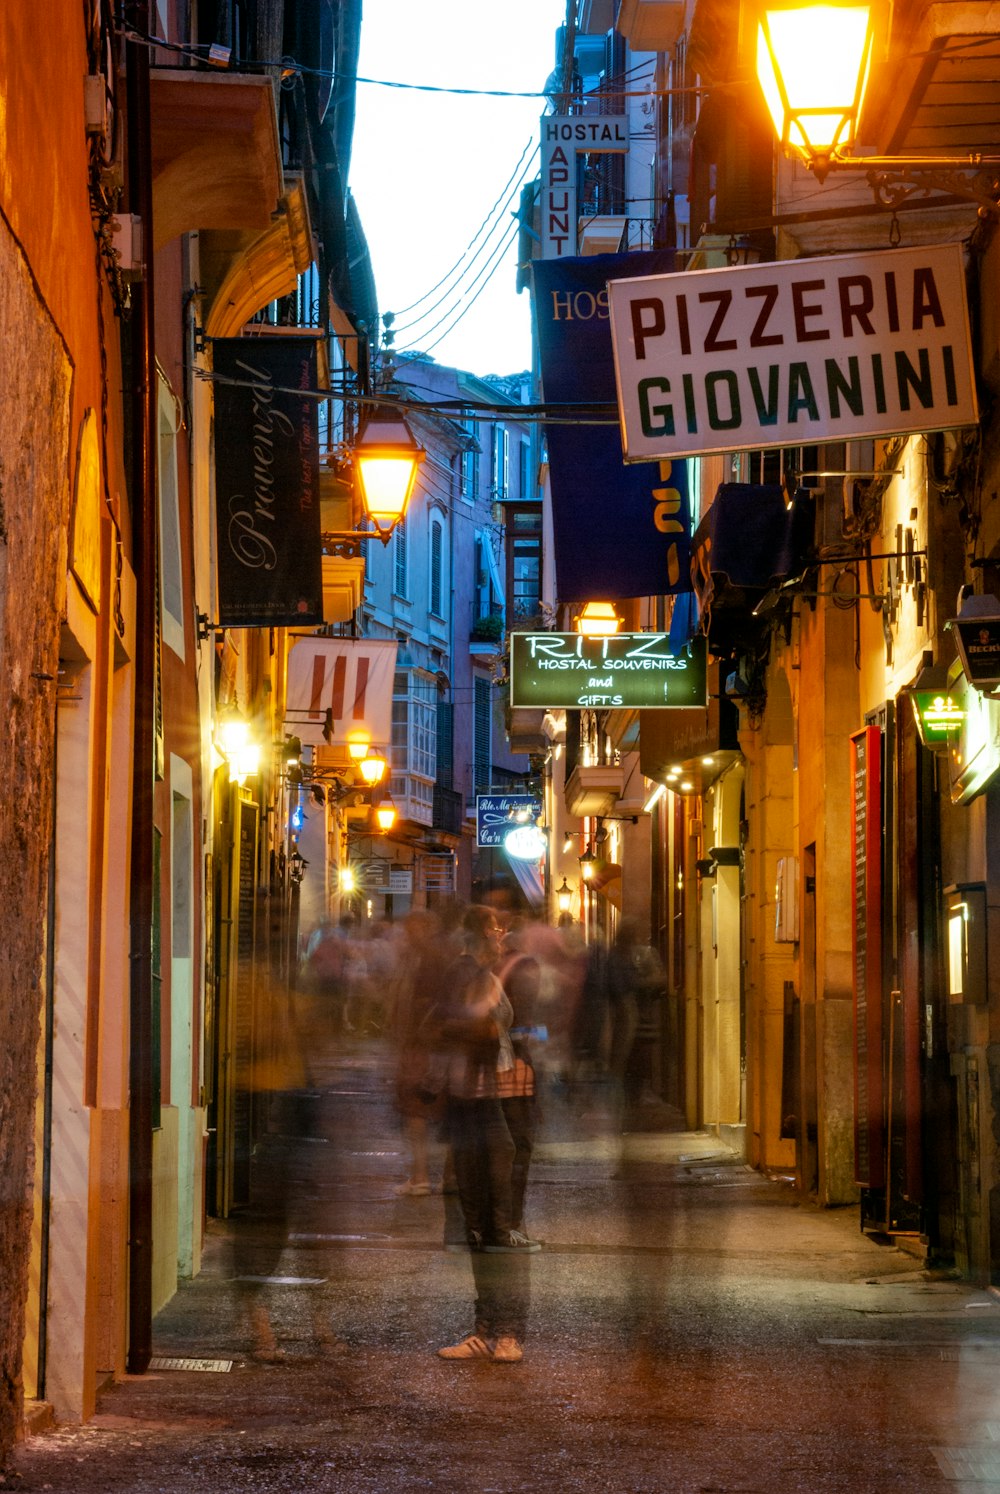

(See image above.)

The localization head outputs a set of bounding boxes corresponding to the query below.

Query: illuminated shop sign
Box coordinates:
[608,243,978,460]
[476,795,542,849]
[951,614,1000,689]
[947,667,1000,806]
[509,632,707,710]
[911,691,965,749]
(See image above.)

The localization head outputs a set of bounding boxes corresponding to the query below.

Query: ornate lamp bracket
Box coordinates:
[865,166,1000,218]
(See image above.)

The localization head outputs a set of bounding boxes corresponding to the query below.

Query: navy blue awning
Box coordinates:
[691,484,814,653]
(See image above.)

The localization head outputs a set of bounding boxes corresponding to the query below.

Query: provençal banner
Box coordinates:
[509,632,707,711]
[214,336,323,627]
[608,243,978,461]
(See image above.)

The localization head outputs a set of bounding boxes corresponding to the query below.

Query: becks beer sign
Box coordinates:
[608,244,978,460]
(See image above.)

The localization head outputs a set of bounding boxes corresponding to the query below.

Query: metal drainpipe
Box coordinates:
[125,13,157,1376]
[37,725,58,1397]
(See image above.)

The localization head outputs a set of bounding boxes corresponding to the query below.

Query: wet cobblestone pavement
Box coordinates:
[13,1043,1000,1493]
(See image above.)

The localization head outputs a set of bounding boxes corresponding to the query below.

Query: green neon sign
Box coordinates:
[510,632,707,710]
[911,689,966,747]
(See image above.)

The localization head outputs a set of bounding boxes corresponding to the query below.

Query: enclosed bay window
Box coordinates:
[390,669,437,824]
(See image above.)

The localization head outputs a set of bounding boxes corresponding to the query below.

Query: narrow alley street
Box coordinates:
[14,1040,1000,1494]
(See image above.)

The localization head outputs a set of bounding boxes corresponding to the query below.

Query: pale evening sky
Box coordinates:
[351,0,568,380]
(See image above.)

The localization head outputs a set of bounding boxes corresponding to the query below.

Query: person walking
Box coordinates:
[495,926,542,1237]
[434,905,538,1365]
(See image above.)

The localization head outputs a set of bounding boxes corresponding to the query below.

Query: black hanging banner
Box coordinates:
[213,337,323,627]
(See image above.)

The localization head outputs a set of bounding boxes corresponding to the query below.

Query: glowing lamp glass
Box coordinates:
[354,414,425,536]
[576,601,621,637]
[347,731,371,761]
[757,3,873,162]
[375,800,397,832]
[359,749,388,786]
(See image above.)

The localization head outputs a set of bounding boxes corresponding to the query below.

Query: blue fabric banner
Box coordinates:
[532,251,692,603]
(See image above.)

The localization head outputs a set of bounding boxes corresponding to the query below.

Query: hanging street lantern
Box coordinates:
[756,0,875,175]
[353,409,425,542]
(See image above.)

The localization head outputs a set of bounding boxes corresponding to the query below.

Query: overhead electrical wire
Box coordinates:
[196,368,620,425]
[401,218,522,358]
[390,136,538,319]
[390,150,537,337]
[121,26,690,100]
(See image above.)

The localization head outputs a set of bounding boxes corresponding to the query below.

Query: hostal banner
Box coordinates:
[608,243,978,461]
[214,336,323,626]
[532,251,692,602]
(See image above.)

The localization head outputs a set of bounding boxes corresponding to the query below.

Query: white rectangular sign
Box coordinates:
[540,114,628,259]
[284,637,397,749]
[608,243,978,461]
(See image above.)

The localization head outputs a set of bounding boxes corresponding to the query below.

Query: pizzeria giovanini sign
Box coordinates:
[510,632,707,710]
[608,244,978,461]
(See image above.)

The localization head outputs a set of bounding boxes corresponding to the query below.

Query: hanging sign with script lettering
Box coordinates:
[214,337,323,627]
[608,243,978,460]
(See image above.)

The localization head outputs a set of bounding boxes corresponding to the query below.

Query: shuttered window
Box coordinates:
[430,517,444,616]
[473,675,492,793]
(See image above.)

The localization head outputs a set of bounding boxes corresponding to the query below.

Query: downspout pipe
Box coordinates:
[125,11,157,1376]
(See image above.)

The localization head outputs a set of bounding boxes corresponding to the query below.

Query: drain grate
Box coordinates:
[148,1357,233,1373]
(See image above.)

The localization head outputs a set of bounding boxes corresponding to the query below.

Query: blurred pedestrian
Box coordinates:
[606,919,665,1132]
[495,926,542,1236]
[388,910,453,1196]
[435,905,537,1364]
[230,978,339,1361]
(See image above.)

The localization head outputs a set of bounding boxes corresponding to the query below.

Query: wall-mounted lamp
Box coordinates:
[322,409,425,550]
[358,747,389,786]
[755,0,1000,209]
[556,877,573,913]
[374,794,397,832]
[757,0,874,173]
[215,707,261,784]
[346,730,371,762]
[353,410,425,541]
[576,601,621,637]
[288,847,307,886]
[579,847,597,882]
